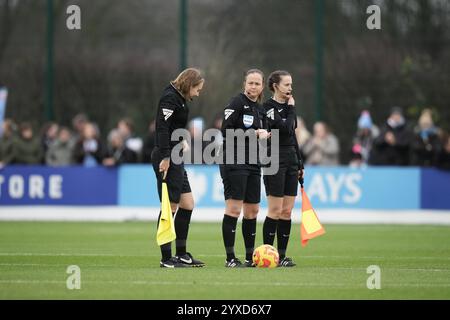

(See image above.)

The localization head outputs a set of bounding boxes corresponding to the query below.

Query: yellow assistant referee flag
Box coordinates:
[156,178,176,246]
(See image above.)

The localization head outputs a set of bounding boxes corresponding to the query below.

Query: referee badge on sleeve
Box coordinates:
[243,114,254,128]
[267,108,275,120]
[162,108,174,121]
[224,109,234,120]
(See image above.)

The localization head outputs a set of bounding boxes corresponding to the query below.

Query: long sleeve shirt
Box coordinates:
[263,98,303,169]
[220,93,264,168]
[154,83,188,159]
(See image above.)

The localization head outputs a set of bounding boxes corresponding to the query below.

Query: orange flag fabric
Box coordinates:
[300,187,325,247]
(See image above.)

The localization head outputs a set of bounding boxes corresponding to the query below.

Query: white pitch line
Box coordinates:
[0,279,450,288]
[0,263,115,267]
[2,207,450,225]
[0,280,63,284]
[0,263,448,273]
[282,255,450,260]
[0,253,134,257]
[1,252,450,261]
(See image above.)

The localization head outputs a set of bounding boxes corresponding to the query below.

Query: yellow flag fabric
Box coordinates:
[301,187,325,247]
[156,182,176,246]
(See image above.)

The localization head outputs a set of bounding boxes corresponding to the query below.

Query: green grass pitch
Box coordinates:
[0,221,449,299]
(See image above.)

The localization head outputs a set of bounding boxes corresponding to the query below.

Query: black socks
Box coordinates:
[242,218,257,261]
[223,215,258,262]
[222,214,238,261]
[263,217,292,259]
[160,243,172,262]
[263,216,278,245]
[277,219,292,259]
[175,208,192,256]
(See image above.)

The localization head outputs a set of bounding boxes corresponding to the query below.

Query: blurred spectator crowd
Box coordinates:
[0,114,152,168]
[346,108,450,170]
[295,107,450,170]
[0,108,449,170]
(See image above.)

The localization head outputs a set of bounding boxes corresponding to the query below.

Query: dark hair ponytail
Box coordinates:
[268,70,291,92]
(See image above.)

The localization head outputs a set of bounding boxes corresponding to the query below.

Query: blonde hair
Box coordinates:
[418,108,434,129]
[171,68,204,99]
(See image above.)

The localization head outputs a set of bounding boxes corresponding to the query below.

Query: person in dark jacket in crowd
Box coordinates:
[369,107,413,166]
[103,129,137,166]
[410,109,442,167]
[73,122,104,166]
[117,117,143,158]
[71,113,89,142]
[12,122,43,165]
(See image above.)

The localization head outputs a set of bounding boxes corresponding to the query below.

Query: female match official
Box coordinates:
[220,69,270,268]
[262,70,304,267]
[151,68,205,268]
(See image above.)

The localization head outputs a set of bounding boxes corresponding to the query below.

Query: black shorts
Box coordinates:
[151,147,191,203]
[220,164,261,204]
[263,147,299,197]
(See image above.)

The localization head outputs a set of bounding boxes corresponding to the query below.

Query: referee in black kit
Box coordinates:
[151,68,206,268]
[262,70,304,267]
[220,69,271,268]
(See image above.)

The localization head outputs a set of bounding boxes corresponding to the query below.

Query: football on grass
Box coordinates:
[252,244,279,268]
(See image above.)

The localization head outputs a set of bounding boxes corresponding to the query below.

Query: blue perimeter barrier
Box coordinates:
[0,165,448,209]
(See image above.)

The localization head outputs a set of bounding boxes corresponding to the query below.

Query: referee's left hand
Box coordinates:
[298,169,304,181]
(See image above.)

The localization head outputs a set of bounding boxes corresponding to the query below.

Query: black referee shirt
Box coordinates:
[154,83,188,159]
[263,98,304,169]
[221,93,265,167]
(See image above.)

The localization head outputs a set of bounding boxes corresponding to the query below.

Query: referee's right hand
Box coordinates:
[288,96,295,106]
[159,158,170,173]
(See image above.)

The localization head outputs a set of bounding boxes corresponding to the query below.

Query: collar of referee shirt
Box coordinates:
[170,82,187,104]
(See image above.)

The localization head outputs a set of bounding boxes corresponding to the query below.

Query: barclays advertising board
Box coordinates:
[118,165,421,209]
[2,165,444,209]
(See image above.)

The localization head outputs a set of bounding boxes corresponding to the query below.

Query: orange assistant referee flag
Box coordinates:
[300,186,325,247]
